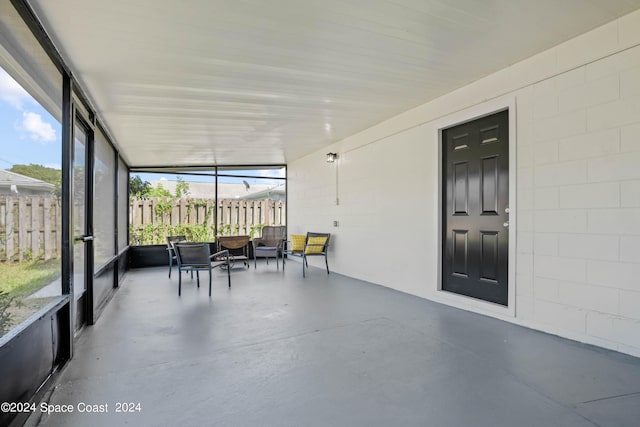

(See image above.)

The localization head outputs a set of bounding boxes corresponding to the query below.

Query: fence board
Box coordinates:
[55,197,61,258]
[44,198,52,260]
[9,198,14,261]
[18,197,26,262]
[5,197,15,261]
[31,198,38,258]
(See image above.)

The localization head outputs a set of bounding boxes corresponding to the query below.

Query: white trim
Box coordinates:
[433,95,517,319]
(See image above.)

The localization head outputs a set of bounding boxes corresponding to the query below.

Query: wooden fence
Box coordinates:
[0,196,285,261]
[130,197,286,235]
[0,195,61,262]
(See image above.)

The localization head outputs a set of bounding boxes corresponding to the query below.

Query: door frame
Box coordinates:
[71,100,95,331]
[434,96,517,319]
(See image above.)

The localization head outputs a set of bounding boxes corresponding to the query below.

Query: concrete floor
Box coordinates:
[27,262,640,427]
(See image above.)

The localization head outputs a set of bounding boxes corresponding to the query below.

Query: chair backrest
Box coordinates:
[166,235,187,249]
[305,232,330,253]
[175,243,210,267]
[259,226,286,246]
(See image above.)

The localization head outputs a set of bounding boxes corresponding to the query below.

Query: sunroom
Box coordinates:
[1,1,640,426]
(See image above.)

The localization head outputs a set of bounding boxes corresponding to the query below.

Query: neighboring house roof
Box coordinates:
[149,180,283,200]
[237,184,285,201]
[0,170,56,194]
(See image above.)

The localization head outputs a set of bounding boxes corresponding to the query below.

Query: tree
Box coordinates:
[175,176,190,198]
[9,164,61,188]
[130,175,189,198]
[9,164,61,197]
[147,183,172,198]
[129,175,151,197]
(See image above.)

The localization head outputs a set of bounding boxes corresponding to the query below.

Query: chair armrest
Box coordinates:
[283,240,306,253]
[252,238,263,249]
[210,249,230,259]
[209,249,230,268]
[210,249,231,268]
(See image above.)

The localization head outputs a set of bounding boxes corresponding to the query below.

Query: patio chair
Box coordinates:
[283,232,330,277]
[166,235,187,278]
[174,243,230,296]
[252,225,286,269]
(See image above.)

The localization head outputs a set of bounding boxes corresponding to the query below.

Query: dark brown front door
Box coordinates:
[442,110,509,306]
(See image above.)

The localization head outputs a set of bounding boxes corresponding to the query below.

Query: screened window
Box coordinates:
[118,157,128,251]
[129,166,286,245]
[93,128,115,268]
[0,66,61,338]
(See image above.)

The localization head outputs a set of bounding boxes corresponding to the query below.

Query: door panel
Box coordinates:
[452,230,468,276]
[480,231,499,282]
[481,156,499,214]
[442,110,509,306]
[453,162,469,214]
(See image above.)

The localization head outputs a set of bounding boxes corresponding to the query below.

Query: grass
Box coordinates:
[0,259,61,336]
[0,259,61,297]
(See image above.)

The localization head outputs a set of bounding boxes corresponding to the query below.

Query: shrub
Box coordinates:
[0,291,16,336]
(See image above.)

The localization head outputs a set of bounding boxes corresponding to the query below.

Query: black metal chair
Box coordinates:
[252,225,286,269]
[283,232,330,277]
[166,235,187,278]
[174,243,230,296]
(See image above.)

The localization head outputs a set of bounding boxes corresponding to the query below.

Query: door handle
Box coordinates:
[75,235,94,242]
[503,222,509,228]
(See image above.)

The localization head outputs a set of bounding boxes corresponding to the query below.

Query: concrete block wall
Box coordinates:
[288,9,640,357]
[516,39,640,355]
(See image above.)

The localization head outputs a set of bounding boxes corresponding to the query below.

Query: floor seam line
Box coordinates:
[578,390,640,405]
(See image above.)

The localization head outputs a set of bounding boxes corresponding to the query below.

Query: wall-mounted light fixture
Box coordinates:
[326,152,340,205]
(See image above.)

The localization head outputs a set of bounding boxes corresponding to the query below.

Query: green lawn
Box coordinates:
[1,259,61,336]
[0,259,61,297]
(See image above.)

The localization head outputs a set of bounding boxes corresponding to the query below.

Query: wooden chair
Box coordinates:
[252,225,286,269]
[174,243,230,296]
[283,232,330,277]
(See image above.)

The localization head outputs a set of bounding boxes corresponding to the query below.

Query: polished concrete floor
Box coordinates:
[27,262,640,427]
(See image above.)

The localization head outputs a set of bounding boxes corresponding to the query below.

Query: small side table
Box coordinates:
[216,235,250,269]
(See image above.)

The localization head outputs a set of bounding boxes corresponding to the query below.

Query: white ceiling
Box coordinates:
[28,0,640,167]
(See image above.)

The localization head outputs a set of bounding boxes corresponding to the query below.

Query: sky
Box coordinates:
[134,168,286,187]
[0,67,61,171]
